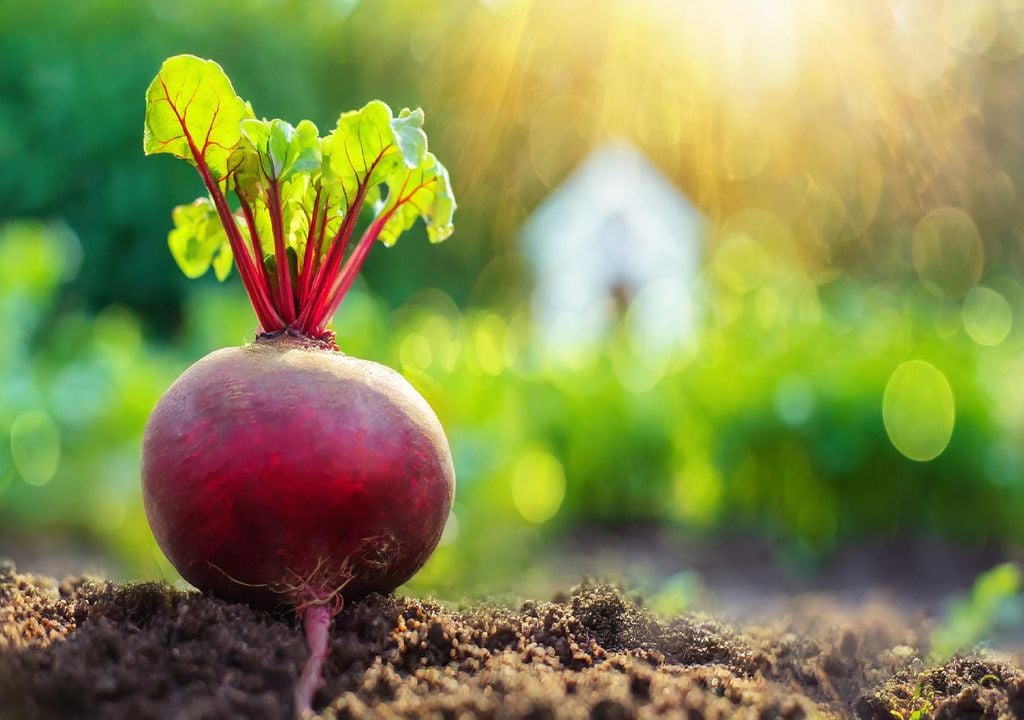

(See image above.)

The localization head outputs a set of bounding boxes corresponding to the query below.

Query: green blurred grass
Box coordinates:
[2,221,1023,597]
[4,0,1024,599]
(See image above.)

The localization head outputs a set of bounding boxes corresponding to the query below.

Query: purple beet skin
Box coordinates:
[141,336,455,611]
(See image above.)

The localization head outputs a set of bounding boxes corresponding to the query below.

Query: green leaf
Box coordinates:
[375,152,456,247]
[227,143,264,204]
[167,198,233,279]
[323,100,428,206]
[143,55,252,177]
[212,240,233,281]
[246,198,276,257]
[392,108,428,168]
[240,118,321,181]
[239,119,272,172]
[281,174,314,254]
[267,121,291,177]
[288,120,322,177]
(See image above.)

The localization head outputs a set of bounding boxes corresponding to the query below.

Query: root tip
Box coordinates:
[293,603,334,718]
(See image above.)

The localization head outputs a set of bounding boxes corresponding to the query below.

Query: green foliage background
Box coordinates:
[2,0,1024,599]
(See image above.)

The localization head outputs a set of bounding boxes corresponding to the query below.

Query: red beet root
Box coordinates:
[143,54,458,716]
[141,337,454,610]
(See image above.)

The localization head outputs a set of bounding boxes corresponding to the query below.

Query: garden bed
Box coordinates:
[0,562,1021,719]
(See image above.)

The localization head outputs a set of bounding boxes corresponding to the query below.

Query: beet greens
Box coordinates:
[144,54,455,341]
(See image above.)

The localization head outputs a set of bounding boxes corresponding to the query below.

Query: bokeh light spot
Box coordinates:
[912,208,983,298]
[962,286,1012,346]
[10,410,61,486]
[882,361,955,462]
[672,460,723,526]
[774,374,816,426]
[713,233,768,294]
[421,316,460,372]
[473,314,508,376]
[94,304,142,357]
[933,300,963,339]
[938,1,998,55]
[511,450,566,524]
[400,333,433,371]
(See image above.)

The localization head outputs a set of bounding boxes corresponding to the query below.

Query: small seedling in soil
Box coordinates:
[141,54,456,716]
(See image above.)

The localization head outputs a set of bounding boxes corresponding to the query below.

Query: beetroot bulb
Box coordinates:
[141,55,457,716]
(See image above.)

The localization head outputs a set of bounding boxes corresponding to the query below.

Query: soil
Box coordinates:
[0,561,1021,720]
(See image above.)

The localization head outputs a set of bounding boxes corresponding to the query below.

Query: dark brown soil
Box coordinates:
[0,562,1020,720]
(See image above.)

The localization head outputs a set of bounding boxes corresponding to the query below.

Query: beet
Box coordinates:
[142,55,459,714]
[141,336,454,610]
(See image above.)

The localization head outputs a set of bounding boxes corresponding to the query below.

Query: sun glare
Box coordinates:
[425,0,1024,283]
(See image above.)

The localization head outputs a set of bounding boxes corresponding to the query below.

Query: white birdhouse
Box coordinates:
[522,141,705,359]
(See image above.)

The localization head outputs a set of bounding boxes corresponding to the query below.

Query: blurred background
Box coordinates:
[2,0,1024,634]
